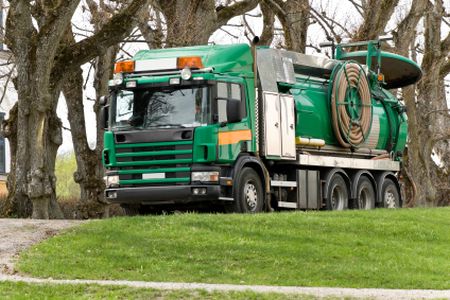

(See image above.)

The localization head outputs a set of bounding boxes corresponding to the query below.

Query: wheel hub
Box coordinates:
[331,185,344,209]
[244,182,257,209]
[385,190,396,208]
[359,188,368,208]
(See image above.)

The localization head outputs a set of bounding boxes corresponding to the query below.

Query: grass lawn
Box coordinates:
[17,208,450,289]
[0,282,308,300]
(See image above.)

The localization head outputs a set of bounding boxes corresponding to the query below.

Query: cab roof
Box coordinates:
[133,44,253,75]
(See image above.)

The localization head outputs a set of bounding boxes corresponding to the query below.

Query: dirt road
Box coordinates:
[0,218,85,274]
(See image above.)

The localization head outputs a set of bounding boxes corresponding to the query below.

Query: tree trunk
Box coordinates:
[63,67,107,218]
[401,0,450,206]
[277,0,310,53]
[156,0,258,47]
[5,93,64,219]
[1,104,32,217]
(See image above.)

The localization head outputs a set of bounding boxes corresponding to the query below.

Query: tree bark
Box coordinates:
[403,0,450,206]
[63,67,108,218]
[268,0,310,53]
[4,0,150,218]
[155,0,258,47]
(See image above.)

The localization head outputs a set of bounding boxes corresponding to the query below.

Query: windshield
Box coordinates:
[111,85,210,130]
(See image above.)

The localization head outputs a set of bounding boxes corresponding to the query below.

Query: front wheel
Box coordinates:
[381,178,400,208]
[232,167,264,213]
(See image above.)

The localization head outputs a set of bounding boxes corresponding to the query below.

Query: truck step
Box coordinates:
[271,180,297,187]
[278,201,298,209]
[218,196,234,201]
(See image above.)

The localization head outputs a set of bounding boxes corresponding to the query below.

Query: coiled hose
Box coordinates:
[330,62,372,148]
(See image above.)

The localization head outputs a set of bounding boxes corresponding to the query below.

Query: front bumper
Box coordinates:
[105,185,222,205]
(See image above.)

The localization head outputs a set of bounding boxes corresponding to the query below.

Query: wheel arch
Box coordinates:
[231,154,269,193]
[349,170,377,200]
[321,168,351,200]
[231,154,270,210]
[374,171,402,206]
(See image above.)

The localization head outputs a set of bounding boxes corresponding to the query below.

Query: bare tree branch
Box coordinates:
[259,1,275,46]
[347,0,364,17]
[0,64,14,106]
[440,59,450,78]
[353,0,400,41]
[53,0,150,78]
[216,0,259,28]
[393,0,429,54]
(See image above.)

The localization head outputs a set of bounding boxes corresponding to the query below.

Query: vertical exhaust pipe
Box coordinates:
[251,36,260,156]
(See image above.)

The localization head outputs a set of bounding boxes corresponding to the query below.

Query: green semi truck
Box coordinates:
[100,39,421,214]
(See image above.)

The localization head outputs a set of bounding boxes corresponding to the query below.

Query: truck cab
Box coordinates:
[102,45,258,213]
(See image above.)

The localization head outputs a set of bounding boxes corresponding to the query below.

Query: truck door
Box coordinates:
[263,92,296,160]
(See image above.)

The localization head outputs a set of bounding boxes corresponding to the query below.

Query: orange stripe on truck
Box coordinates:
[218,129,252,145]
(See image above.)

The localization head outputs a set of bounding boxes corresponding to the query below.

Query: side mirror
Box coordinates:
[99,105,109,130]
[226,99,242,123]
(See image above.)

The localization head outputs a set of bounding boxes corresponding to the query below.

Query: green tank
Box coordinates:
[258,41,421,157]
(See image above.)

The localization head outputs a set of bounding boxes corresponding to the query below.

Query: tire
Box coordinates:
[355,176,376,209]
[381,178,400,208]
[232,167,264,213]
[326,173,348,210]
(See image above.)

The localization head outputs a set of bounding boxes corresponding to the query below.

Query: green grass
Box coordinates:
[0,282,309,300]
[55,151,79,199]
[17,208,450,289]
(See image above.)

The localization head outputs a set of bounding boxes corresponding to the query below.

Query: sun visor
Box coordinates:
[339,51,422,89]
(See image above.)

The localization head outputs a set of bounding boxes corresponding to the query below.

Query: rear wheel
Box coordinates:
[326,173,348,210]
[356,176,375,209]
[232,167,264,213]
[381,178,400,208]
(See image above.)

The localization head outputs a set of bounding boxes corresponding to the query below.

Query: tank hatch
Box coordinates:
[339,51,422,89]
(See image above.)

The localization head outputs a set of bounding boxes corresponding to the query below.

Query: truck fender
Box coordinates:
[231,155,271,210]
[374,171,402,206]
[349,170,377,200]
[321,168,350,200]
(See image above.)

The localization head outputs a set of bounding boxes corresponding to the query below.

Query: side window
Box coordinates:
[217,99,227,123]
[217,82,228,99]
[216,81,246,123]
[230,83,241,100]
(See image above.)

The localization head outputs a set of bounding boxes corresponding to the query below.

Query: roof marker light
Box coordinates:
[177,56,203,69]
[114,60,135,74]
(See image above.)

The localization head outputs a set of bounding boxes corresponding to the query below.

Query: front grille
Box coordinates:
[113,141,193,187]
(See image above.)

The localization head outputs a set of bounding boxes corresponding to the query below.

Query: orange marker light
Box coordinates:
[377,73,384,82]
[177,56,204,69]
[114,60,135,74]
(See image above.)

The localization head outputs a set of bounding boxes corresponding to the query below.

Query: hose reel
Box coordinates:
[330,62,372,148]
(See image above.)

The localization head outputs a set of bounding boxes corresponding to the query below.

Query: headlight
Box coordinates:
[112,73,123,85]
[191,171,219,183]
[180,67,192,80]
[104,175,119,187]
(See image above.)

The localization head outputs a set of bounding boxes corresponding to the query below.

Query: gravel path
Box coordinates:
[0,218,449,299]
[0,274,449,299]
[0,218,85,274]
